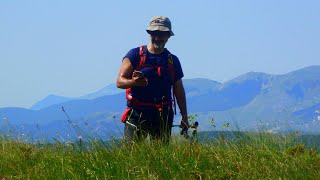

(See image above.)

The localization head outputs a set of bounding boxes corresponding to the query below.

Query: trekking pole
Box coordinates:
[172,121,199,141]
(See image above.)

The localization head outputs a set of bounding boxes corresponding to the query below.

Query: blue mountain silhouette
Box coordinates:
[1,65,320,140]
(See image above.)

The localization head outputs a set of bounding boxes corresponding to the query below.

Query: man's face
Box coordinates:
[149,31,171,50]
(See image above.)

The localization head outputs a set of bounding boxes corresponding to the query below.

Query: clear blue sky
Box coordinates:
[1,0,319,108]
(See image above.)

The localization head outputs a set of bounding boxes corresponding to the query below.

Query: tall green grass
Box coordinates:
[1,132,320,179]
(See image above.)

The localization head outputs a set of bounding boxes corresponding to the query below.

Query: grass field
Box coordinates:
[1,130,320,179]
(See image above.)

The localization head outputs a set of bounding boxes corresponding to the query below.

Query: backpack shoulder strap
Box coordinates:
[126,46,146,102]
[167,53,175,83]
[136,45,147,70]
[167,52,177,115]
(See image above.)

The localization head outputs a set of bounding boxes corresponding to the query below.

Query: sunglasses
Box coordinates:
[148,31,170,37]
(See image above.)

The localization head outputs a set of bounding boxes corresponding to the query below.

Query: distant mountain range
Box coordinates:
[30,83,122,110]
[1,65,320,141]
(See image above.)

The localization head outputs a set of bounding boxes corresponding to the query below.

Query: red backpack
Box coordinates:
[121,45,177,123]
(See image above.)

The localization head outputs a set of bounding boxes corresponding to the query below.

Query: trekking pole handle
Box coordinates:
[172,121,199,139]
[172,121,199,128]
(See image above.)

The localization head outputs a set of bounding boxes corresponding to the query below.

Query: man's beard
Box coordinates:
[153,41,165,49]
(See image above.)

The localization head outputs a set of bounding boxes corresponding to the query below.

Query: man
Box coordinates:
[116,16,188,143]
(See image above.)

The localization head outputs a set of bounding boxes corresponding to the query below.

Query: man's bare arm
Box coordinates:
[116,58,148,89]
[173,79,189,128]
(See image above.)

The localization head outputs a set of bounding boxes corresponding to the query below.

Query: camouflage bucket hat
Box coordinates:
[146,16,174,36]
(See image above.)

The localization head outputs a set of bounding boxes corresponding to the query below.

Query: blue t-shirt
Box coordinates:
[124,46,184,104]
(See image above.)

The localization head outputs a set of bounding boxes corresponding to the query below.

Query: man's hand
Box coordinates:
[180,115,189,130]
[132,73,148,87]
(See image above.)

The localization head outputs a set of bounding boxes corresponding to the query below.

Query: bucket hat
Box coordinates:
[146,16,174,36]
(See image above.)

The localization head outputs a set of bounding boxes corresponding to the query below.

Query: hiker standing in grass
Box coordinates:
[116,16,189,143]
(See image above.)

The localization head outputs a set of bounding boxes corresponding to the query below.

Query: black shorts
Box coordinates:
[124,106,174,143]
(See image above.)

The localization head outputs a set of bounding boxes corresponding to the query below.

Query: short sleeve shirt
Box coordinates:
[124,46,184,103]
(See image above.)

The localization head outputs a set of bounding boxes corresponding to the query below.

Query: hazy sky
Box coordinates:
[1,0,319,108]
